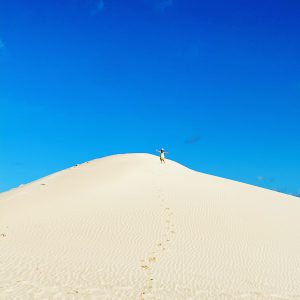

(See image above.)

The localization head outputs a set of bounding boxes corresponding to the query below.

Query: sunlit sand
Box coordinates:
[1,154,299,299]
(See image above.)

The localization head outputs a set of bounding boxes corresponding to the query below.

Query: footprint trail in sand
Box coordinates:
[139,186,176,300]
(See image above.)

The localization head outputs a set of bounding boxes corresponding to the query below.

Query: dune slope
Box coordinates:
[0,153,300,300]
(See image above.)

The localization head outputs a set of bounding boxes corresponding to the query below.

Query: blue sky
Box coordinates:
[0,0,299,195]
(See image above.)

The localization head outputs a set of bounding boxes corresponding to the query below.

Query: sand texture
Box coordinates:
[0,153,300,300]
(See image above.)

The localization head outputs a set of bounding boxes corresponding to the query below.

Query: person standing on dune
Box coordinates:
[156,148,168,164]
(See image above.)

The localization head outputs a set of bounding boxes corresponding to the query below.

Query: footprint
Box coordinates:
[141,265,151,270]
[148,257,156,263]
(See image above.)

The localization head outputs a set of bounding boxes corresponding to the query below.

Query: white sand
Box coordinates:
[0,153,300,300]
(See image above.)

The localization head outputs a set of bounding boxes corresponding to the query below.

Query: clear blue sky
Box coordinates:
[0,0,299,195]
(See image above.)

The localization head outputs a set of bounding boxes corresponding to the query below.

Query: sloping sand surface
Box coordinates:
[1,153,300,299]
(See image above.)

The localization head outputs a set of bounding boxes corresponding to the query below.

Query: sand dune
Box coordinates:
[0,153,300,300]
